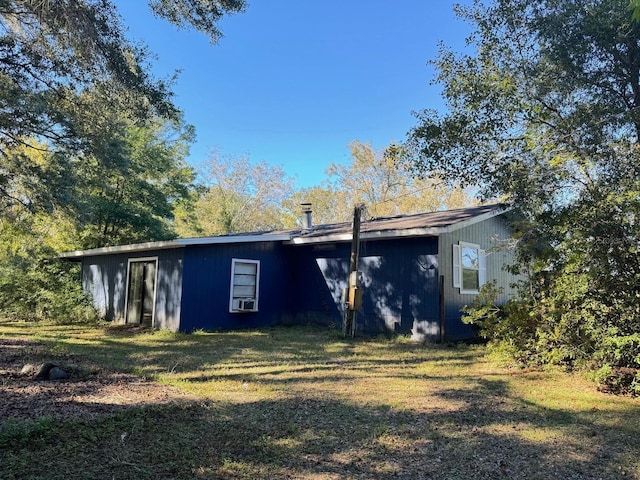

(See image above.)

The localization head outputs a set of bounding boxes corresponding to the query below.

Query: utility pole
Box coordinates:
[343,204,363,338]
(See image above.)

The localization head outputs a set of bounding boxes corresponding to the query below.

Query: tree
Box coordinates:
[327,141,475,219]
[0,140,94,322]
[177,153,295,236]
[0,0,245,322]
[408,0,640,392]
[76,117,196,247]
[0,0,244,214]
[148,0,246,43]
[281,186,350,227]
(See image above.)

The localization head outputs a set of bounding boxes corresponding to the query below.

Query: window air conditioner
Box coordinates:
[232,299,256,311]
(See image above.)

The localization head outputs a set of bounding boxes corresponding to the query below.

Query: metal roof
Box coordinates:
[288,204,504,244]
[58,233,293,259]
[59,204,505,258]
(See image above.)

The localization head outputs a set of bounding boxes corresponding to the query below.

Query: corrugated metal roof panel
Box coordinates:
[289,204,504,243]
[59,204,505,258]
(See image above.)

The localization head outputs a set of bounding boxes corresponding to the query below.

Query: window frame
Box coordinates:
[229,258,260,313]
[452,242,486,294]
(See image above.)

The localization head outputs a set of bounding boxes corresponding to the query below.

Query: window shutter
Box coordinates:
[479,249,487,287]
[452,244,461,288]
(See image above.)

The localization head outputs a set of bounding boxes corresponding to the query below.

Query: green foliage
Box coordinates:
[0,1,178,214]
[411,0,640,393]
[0,216,96,323]
[463,283,540,366]
[0,417,55,450]
[281,185,350,226]
[76,118,196,247]
[149,0,247,43]
[0,1,239,321]
[327,141,475,219]
[1,0,242,218]
[465,263,640,393]
[631,0,640,20]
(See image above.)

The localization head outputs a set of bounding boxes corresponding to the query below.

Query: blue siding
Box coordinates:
[289,237,440,337]
[287,243,350,328]
[77,213,515,340]
[82,253,128,322]
[154,250,184,331]
[179,241,295,332]
[81,248,184,331]
[442,306,476,341]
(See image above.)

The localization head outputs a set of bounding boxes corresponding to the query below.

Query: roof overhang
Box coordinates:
[287,206,508,245]
[59,206,509,258]
[59,234,293,259]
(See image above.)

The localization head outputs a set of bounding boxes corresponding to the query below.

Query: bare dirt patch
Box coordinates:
[0,336,196,423]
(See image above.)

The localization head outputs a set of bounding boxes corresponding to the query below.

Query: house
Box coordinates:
[60,204,521,341]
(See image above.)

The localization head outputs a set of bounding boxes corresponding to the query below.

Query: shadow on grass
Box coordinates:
[1,322,479,383]
[1,382,637,480]
[2,323,638,479]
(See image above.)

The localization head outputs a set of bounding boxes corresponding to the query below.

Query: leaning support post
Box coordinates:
[343,204,363,338]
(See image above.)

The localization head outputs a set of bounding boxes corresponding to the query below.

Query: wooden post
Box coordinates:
[343,204,363,338]
[439,275,445,342]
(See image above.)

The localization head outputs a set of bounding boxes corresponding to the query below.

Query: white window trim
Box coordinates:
[124,256,159,325]
[229,258,260,313]
[453,242,486,294]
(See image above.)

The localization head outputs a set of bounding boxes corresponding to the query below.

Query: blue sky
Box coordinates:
[115,1,473,188]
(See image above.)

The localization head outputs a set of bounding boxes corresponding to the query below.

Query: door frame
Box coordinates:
[124,256,159,326]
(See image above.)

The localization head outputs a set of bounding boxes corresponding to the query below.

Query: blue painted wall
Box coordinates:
[178,236,442,337]
[287,242,350,328]
[78,219,514,341]
[287,237,441,338]
[179,241,295,332]
[82,253,127,322]
[81,248,183,331]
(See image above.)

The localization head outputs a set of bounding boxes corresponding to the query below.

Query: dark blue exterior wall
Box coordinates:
[442,304,476,341]
[179,241,295,332]
[287,243,350,328]
[288,237,441,338]
[178,236,441,337]
[78,225,507,340]
[81,248,183,330]
[82,253,128,322]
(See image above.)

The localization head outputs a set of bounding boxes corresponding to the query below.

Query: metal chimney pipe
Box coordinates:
[301,203,312,229]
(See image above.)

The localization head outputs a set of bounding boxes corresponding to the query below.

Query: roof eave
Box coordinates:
[58,239,182,259]
[179,234,292,246]
[286,206,509,245]
[59,206,509,257]
[288,227,442,245]
[440,205,509,233]
[59,234,294,259]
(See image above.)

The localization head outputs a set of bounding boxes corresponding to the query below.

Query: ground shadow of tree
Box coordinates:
[2,324,638,479]
[3,380,637,480]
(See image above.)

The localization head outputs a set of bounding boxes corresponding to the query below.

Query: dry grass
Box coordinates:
[1,320,639,479]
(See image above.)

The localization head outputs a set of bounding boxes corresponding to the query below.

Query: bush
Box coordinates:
[0,221,97,324]
[464,279,640,395]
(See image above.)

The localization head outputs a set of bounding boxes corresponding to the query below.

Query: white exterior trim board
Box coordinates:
[60,234,293,258]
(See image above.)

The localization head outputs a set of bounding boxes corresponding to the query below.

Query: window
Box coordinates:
[453,242,486,294]
[229,259,260,312]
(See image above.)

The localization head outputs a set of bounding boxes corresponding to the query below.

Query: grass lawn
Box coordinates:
[1,320,639,480]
